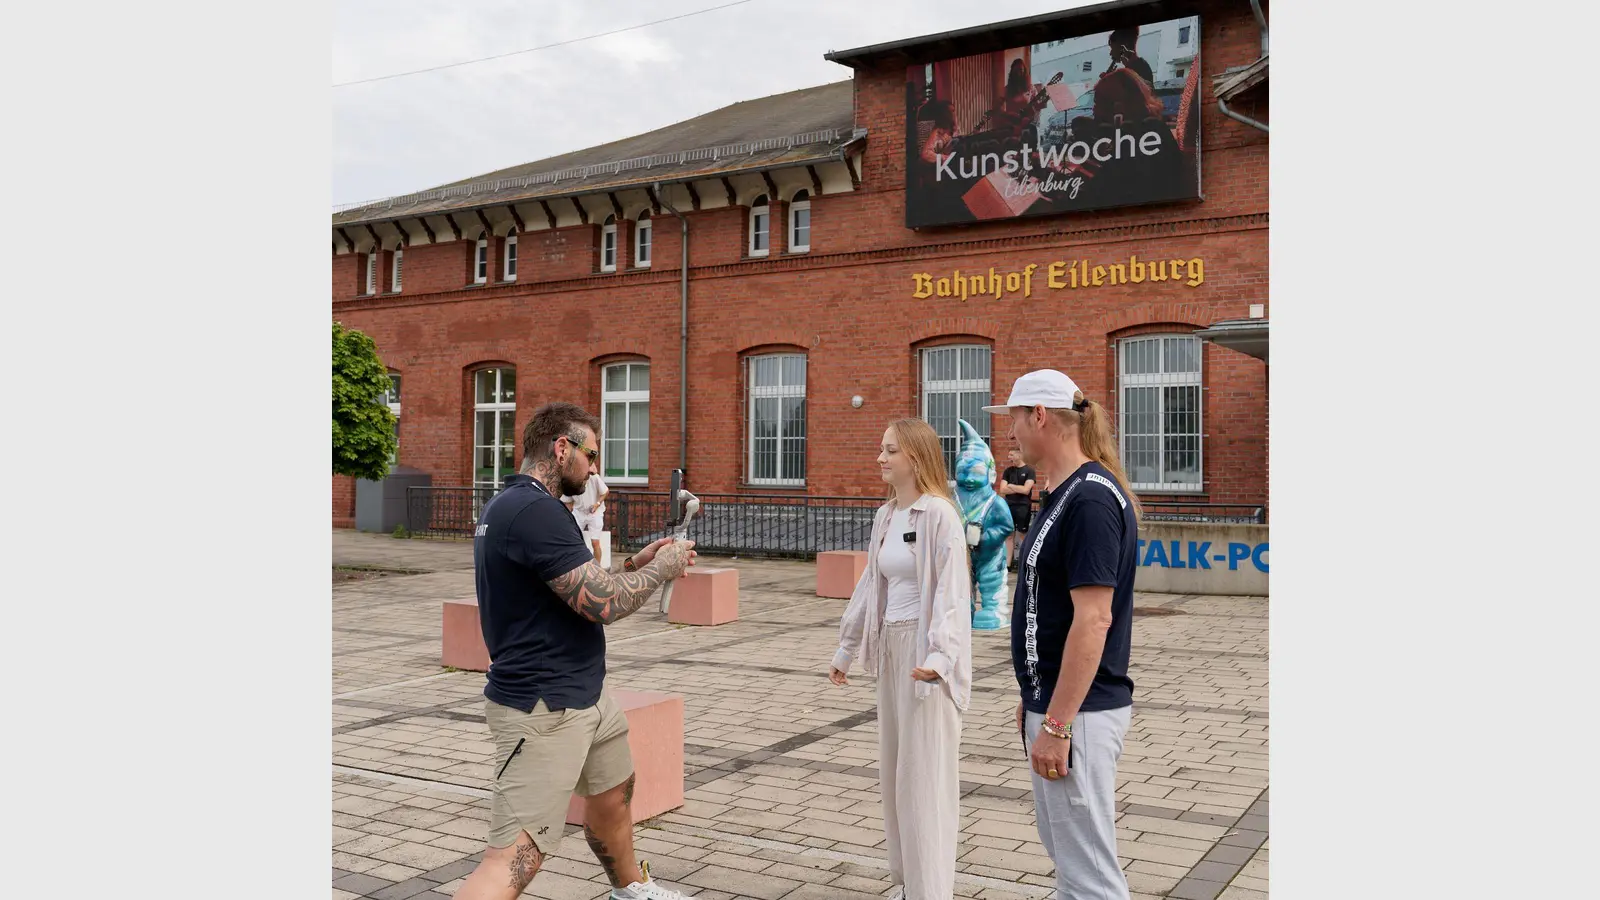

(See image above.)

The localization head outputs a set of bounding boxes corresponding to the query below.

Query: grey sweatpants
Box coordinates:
[1024,706,1133,900]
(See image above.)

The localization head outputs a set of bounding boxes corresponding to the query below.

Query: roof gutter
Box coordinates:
[332,152,855,234]
[1218,1,1269,134]
[654,182,691,476]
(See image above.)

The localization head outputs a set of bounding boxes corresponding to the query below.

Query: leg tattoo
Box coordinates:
[585,824,623,887]
[508,840,542,891]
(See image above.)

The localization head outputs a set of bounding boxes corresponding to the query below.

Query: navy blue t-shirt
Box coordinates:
[473,474,602,713]
[1010,461,1138,714]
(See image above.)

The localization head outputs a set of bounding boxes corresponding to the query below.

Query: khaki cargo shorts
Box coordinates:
[484,689,633,853]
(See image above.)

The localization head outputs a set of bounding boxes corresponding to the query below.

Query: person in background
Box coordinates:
[984,370,1142,900]
[563,470,609,535]
[829,417,972,900]
[1107,26,1156,87]
[999,448,1036,572]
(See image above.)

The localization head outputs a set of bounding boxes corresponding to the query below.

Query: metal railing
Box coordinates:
[609,492,882,560]
[1139,502,1266,524]
[405,486,497,537]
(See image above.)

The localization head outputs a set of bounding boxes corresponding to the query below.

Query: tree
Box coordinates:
[332,321,398,481]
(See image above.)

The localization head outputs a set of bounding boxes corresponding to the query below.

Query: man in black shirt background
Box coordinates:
[985,370,1141,900]
[999,448,1036,571]
[457,402,698,900]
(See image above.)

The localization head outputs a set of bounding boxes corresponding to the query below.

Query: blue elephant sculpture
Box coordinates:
[954,419,1014,630]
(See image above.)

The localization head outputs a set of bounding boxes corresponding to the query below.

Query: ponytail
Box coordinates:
[1055,394,1141,519]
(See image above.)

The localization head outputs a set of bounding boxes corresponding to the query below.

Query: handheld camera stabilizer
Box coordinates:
[658,469,700,615]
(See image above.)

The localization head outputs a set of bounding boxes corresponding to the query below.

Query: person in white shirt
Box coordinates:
[562,472,608,535]
[828,417,972,900]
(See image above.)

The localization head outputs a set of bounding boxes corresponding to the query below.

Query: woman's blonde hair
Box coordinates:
[883,417,954,505]
[1046,392,1142,519]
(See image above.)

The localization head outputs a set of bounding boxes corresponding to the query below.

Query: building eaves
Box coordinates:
[822,0,1179,69]
[1212,54,1268,101]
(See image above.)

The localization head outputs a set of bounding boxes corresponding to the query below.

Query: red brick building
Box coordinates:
[331,0,1268,529]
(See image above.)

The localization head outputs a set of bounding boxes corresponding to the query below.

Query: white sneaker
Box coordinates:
[610,860,696,899]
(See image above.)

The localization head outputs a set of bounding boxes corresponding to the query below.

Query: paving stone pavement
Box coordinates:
[332,530,1269,900]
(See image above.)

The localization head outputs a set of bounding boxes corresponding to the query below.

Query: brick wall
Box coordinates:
[331,0,1268,512]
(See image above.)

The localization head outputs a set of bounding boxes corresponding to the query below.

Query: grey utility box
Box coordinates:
[355,466,431,533]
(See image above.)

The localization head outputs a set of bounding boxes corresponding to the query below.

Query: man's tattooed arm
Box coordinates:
[546,546,686,625]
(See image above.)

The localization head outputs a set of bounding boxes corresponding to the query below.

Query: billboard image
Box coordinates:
[905,16,1203,228]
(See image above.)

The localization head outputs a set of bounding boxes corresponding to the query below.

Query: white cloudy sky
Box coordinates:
[332,0,1101,207]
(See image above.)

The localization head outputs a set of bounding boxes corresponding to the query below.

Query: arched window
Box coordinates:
[633,211,652,269]
[503,229,518,281]
[390,243,404,292]
[602,362,650,483]
[473,233,489,285]
[1119,334,1203,492]
[364,249,377,295]
[788,189,811,253]
[747,352,805,485]
[748,194,770,257]
[920,344,992,476]
[600,215,618,272]
[472,367,517,492]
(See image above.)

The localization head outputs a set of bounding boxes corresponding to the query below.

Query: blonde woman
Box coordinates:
[828,417,972,900]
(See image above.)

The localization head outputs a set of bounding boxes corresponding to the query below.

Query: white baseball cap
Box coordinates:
[981,369,1083,414]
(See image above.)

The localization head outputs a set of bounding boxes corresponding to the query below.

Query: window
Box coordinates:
[634,212,651,268]
[1178,25,1191,45]
[601,215,617,272]
[1174,66,1187,80]
[503,230,517,281]
[921,345,993,477]
[391,246,403,292]
[1119,335,1202,492]
[1082,60,1093,72]
[473,367,517,492]
[601,363,650,483]
[747,353,805,485]
[749,195,769,257]
[788,190,811,253]
[364,252,376,295]
[474,234,488,284]
[379,373,401,464]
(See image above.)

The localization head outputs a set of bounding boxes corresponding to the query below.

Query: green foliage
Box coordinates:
[332,321,397,481]
[391,524,410,539]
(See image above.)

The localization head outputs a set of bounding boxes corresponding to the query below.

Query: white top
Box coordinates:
[878,501,922,622]
[566,474,607,516]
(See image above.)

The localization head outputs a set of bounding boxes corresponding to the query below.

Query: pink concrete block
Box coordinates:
[441,598,490,672]
[567,691,685,825]
[666,567,739,626]
[817,550,868,599]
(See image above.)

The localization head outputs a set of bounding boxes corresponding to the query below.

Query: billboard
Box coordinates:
[904,15,1203,228]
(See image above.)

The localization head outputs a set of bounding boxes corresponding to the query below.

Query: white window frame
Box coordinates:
[601,216,618,272]
[390,246,403,292]
[634,214,652,269]
[503,231,517,281]
[748,195,770,257]
[746,353,806,486]
[472,367,517,493]
[474,235,488,284]
[1118,334,1204,493]
[788,191,811,253]
[919,345,993,479]
[364,251,376,295]
[601,362,650,485]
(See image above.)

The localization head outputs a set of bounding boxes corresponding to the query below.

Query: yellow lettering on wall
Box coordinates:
[1186,258,1205,287]
[1048,261,1067,289]
[936,277,952,297]
[1005,272,1022,293]
[1092,265,1105,287]
[1107,264,1127,285]
[913,273,934,299]
[1130,255,1146,283]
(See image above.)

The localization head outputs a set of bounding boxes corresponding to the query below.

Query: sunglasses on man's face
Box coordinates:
[561,435,599,463]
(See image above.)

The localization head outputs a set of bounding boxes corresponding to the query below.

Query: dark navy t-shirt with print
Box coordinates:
[474,474,602,713]
[1010,460,1138,715]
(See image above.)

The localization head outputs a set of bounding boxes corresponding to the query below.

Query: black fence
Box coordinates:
[609,491,881,559]
[1139,501,1266,524]
[405,486,497,537]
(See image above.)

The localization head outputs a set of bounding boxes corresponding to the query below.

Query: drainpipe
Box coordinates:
[1217,0,1270,134]
[654,182,690,475]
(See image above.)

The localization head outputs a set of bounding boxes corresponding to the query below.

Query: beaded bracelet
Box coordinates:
[1042,715,1072,739]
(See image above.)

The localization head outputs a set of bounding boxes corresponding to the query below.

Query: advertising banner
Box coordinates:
[905,15,1203,228]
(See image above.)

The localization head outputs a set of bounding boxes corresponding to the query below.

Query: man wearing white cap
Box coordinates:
[983,369,1141,900]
